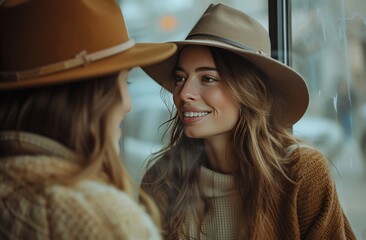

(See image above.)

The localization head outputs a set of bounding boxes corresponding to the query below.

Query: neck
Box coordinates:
[204,134,238,174]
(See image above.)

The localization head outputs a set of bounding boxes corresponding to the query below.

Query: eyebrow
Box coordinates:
[174,66,218,72]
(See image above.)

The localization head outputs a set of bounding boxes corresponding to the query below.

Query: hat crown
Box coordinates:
[187,3,271,54]
[0,0,128,71]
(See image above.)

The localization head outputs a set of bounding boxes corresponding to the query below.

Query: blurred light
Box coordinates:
[159,15,178,31]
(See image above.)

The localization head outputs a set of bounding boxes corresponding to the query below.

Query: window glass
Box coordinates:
[119,1,365,237]
[292,0,366,238]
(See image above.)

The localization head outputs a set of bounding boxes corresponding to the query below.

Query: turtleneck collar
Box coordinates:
[200,166,239,197]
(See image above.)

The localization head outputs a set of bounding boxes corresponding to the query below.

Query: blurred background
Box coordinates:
[118,0,366,238]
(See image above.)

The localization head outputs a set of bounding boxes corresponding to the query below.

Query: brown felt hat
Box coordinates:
[143,3,309,127]
[0,0,176,90]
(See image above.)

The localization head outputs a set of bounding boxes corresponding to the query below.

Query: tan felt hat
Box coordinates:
[0,0,177,90]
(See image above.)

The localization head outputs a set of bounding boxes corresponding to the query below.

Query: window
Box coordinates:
[119,1,365,237]
[292,0,366,238]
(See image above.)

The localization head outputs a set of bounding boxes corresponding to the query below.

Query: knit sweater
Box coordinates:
[0,131,161,240]
[158,147,356,239]
[186,167,247,239]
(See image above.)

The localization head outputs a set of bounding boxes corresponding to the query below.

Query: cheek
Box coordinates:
[173,89,183,110]
[173,93,180,107]
[206,89,231,106]
[120,86,131,115]
[211,90,239,116]
[111,105,123,126]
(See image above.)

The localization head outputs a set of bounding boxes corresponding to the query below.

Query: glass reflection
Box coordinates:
[119,0,365,238]
[292,0,366,238]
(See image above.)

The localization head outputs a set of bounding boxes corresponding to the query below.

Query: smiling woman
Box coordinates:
[139,3,355,239]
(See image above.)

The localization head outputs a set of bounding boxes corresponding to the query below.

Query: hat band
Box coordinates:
[0,39,135,81]
[187,33,265,54]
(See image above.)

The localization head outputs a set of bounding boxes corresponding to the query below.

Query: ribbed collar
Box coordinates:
[200,166,238,197]
[0,131,77,161]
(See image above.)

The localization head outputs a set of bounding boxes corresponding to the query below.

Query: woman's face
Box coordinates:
[111,70,131,153]
[173,46,239,140]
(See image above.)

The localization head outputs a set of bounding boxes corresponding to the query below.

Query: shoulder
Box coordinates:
[44,180,161,240]
[284,148,356,239]
[287,146,332,184]
[0,154,161,239]
[285,146,338,216]
[0,161,161,239]
[285,147,348,235]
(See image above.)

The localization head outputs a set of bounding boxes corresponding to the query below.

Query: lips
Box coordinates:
[180,106,211,124]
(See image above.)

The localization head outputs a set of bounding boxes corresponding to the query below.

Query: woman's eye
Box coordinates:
[202,76,217,83]
[174,75,186,85]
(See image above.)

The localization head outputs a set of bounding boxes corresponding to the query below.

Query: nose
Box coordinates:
[179,77,199,101]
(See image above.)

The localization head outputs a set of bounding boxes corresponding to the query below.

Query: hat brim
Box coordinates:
[0,42,177,90]
[143,40,309,127]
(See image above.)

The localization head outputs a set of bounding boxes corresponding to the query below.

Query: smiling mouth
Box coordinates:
[183,111,210,118]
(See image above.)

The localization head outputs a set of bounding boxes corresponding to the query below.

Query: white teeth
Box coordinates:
[183,112,209,118]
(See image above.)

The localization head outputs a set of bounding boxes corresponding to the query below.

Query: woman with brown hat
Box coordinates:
[0,0,176,239]
[141,3,355,240]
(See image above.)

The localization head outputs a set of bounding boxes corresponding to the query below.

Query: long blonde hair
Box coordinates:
[0,74,161,226]
[141,47,300,239]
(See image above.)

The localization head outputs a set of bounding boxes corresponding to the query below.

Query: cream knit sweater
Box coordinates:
[0,131,161,240]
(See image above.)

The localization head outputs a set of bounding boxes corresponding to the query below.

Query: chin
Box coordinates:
[184,130,206,139]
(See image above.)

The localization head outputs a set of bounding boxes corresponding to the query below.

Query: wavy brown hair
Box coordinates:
[0,74,161,226]
[141,47,301,239]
